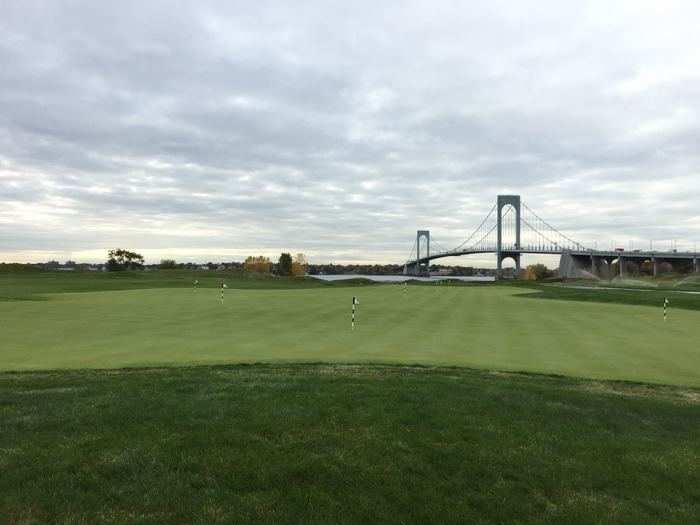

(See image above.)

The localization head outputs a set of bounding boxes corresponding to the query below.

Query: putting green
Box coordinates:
[1,285,699,386]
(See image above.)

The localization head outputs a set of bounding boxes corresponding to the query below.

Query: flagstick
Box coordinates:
[352,296,359,330]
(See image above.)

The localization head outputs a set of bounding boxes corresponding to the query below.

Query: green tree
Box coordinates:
[107,249,145,271]
[523,264,551,281]
[291,253,308,277]
[277,253,293,276]
[160,259,177,269]
[244,256,272,273]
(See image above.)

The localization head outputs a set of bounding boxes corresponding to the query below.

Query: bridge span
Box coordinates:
[404,195,699,279]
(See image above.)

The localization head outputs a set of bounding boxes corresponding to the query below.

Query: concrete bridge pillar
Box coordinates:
[496,195,521,279]
[497,253,521,278]
[598,258,609,280]
[652,257,659,278]
[590,255,600,277]
[619,256,625,278]
[694,257,699,273]
[416,230,430,276]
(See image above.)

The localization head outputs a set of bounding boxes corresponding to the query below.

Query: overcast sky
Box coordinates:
[1,1,699,265]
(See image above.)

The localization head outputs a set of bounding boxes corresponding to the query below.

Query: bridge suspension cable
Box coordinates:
[521,202,589,252]
[450,204,497,253]
[404,238,417,265]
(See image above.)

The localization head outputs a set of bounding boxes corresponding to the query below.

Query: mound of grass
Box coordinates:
[0,263,44,273]
[0,269,372,302]
[564,274,700,291]
[673,274,700,289]
[528,283,700,312]
[1,364,698,523]
[609,277,659,288]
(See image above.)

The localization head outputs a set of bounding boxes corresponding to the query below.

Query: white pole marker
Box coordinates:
[352,296,359,330]
[664,297,669,321]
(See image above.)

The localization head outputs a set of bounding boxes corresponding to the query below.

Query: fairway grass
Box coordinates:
[3,276,700,523]
[2,282,700,386]
[1,365,699,523]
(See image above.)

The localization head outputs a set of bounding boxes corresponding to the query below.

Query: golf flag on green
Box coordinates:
[352,296,359,330]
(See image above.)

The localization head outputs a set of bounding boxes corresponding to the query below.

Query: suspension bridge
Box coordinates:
[404,195,700,279]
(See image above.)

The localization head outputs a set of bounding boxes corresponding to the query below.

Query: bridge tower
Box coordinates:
[416,230,430,276]
[496,195,521,279]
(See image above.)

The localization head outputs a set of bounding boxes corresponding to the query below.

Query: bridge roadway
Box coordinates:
[406,247,700,278]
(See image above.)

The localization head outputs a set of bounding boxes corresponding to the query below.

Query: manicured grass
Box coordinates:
[2,275,700,386]
[1,364,698,524]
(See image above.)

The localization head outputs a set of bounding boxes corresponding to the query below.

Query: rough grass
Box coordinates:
[520,283,700,312]
[1,364,698,524]
[556,274,700,291]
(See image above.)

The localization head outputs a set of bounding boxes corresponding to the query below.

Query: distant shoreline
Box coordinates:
[309,274,495,282]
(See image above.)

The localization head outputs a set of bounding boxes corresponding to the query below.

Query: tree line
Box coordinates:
[243,253,308,277]
[104,249,309,277]
[102,249,561,280]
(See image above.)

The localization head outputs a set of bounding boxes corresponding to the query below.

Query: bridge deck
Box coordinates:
[407,248,699,266]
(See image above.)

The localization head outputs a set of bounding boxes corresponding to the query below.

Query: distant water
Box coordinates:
[309,274,495,283]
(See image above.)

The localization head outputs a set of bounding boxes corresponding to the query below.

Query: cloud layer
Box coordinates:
[2,0,699,265]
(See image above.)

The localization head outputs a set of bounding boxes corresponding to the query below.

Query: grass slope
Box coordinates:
[1,365,698,524]
[1,278,700,386]
[0,269,347,302]
[519,283,700,312]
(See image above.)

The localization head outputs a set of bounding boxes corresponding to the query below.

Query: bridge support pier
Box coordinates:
[591,255,609,279]
[652,257,659,278]
[415,230,430,277]
[496,195,521,280]
[694,257,699,273]
[619,256,625,278]
[590,255,602,278]
[601,258,611,280]
[497,253,521,278]
[405,262,420,277]
[597,258,610,280]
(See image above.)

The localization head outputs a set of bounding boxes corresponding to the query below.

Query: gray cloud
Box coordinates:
[1,0,699,265]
